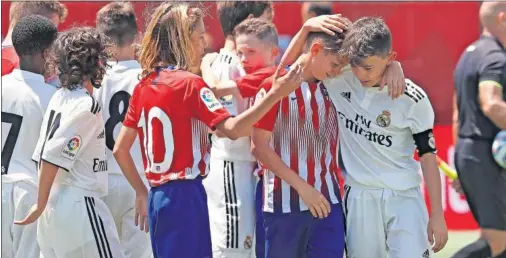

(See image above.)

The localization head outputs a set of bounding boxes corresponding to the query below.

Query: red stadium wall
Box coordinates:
[1,2,480,230]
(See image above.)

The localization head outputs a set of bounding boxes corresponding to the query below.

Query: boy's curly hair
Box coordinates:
[47,27,112,90]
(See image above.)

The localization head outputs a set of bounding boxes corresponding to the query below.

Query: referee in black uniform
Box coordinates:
[452,2,506,258]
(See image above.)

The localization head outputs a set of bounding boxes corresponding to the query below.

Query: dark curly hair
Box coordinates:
[47,27,112,90]
[12,15,57,56]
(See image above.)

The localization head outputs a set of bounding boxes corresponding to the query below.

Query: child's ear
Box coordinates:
[387,51,397,64]
[310,42,323,57]
[271,46,280,60]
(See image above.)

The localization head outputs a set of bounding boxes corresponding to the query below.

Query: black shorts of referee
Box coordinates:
[455,138,506,230]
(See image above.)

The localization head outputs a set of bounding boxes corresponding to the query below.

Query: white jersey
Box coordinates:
[324,70,435,190]
[2,69,56,176]
[210,49,255,162]
[2,174,39,258]
[32,87,108,197]
[95,60,144,174]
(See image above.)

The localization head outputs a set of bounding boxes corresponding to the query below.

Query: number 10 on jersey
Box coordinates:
[138,107,174,174]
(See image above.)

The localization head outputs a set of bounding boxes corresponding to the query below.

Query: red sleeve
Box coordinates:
[1,59,15,76]
[2,48,19,76]
[253,80,280,132]
[233,67,276,98]
[186,77,232,129]
[123,84,141,128]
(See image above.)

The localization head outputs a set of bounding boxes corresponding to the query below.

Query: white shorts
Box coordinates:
[38,186,125,258]
[203,159,256,258]
[343,184,433,258]
[101,173,152,258]
[2,173,40,258]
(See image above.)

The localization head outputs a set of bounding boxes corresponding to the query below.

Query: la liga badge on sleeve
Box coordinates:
[200,87,223,112]
[61,135,82,160]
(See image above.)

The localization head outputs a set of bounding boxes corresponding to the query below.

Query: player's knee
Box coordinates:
[481,229,506,256]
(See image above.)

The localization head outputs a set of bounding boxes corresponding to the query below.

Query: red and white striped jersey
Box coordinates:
[123,69,231,187]
[254,81,341,213]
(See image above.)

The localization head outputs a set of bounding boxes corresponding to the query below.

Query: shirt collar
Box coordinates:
[10,69,45,83]
[107,60,141,70]
[480,35,505,50]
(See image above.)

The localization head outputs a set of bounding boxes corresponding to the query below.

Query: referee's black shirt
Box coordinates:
[454,35,506,141]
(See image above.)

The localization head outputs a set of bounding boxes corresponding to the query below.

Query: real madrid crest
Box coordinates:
[428,132,436,149]
[244,236,253,250]
[376,110,391,127]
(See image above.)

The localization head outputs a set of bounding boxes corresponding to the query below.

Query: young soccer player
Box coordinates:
[15,27,126,258]
[2,1,67,76]
[201,17,279,258]
[1,15,58,258]
[322,17,448,257]
[250,19,349,258]
[112,3,303,258]
[94,3,152,258]
[205,2,273,257]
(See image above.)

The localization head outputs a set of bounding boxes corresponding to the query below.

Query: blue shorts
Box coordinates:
[264,204,345,258]
[148,177,212,258]
[255,177,265,258]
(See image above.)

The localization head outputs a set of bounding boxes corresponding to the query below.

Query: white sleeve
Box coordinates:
[229,61,246,79]
[12,182,39,258]
[40,108,98,171]
[406,94,435,134]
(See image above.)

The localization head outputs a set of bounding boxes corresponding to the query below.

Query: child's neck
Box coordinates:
[112,46,136,62]
[266,61,276,68]
[19,56,44,75]
[83,80,94,94]
[298,53,317,83]
[223,36,236,52]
